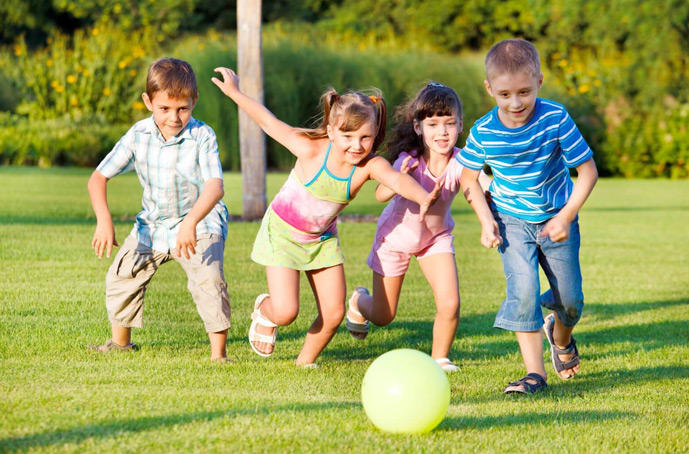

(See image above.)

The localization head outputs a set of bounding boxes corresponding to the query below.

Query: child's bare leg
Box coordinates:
[208,329,228,360]
[111,325,132,347]
[251,266,300,355]
[350,272,404,326]
[549,314,580,379]
[418,253,460,360]
[515,330,548,381]
[296,265,347,365]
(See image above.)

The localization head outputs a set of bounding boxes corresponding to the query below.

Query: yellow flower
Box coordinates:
[50,80,59,88]
[66,74,77,84]
[578,84,591,94]
[133,101,145,110]
[70,97,78,106]
[198,43,205,50]
[46,59,53,67]
[103,88,112,96]
[594,80,602,87]
[130,69,137,77]
[13,44,22,56]
[91,27,99,36]
[82,69,91,77]
[559,59,569,67]
[132,46,145,58]
[55,85,65,93]
[118,60,128,69]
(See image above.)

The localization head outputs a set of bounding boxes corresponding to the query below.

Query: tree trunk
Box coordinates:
[237,0,266,220]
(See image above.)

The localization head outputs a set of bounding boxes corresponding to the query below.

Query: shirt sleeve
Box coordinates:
[559,110,593,168]
[456,129,486,171]
[96,127,136,178]
[198,128,223,181]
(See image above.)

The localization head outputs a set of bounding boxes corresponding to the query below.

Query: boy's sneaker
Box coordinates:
[87,339,139,352]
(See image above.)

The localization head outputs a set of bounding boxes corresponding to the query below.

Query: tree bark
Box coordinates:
[237,0,266,220]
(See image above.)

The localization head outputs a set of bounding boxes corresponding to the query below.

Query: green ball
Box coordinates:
[361,349,451,433]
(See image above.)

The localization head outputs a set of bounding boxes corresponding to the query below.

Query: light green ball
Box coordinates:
[361,349,451,433]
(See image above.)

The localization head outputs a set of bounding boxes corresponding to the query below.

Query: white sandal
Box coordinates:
[435,357,460,373]
[346,287,370,340]
[248,294,277,357]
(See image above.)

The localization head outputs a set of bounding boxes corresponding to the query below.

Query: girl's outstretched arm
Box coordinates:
[367,156,440,221]
[375,155,419,202]
[211,67,313,156]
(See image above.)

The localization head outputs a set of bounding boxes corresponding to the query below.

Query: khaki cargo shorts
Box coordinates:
[105,233,231,333]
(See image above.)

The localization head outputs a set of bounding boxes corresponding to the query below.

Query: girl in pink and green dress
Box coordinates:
[212,67,441,367]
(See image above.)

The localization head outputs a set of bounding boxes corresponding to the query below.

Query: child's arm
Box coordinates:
[176,178,225,259]
[211,67,315,157]
[87,170,120,259]
[368,157,441,221]
[375,155,418,202]
[541,158,598,242]
[459,168,502,248]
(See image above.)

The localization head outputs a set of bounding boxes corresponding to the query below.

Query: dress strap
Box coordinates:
[346,164,356,200]
[304,142,332,187]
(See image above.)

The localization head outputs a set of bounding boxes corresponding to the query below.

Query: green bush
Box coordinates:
[0,113,127,167]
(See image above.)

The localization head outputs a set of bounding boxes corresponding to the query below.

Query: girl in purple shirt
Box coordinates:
[347,83,490,371]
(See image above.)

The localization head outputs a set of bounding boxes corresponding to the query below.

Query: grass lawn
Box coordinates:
[0,167,687,453]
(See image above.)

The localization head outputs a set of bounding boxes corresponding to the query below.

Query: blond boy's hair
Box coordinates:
[485,39,541,81]
[145,58,198,100]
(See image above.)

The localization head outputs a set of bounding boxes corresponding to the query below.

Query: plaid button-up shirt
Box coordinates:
[97,116,228,253]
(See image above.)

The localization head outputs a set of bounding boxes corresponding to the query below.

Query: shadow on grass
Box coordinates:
[438,409,631,431]
[0,401,359,453]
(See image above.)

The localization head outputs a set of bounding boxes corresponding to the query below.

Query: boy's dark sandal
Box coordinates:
[504,373,548,394]
[544,314,580,379]
[87,339,139,352]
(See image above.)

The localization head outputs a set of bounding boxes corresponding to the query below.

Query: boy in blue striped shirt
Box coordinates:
[458,39,598,394]
[87,58,232,362]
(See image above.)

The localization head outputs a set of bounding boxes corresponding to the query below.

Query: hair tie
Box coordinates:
[427,82,446,89]
[369,95,378,104]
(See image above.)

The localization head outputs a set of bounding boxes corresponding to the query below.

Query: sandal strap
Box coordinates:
[249,330,276,344]
[505,373,547,394]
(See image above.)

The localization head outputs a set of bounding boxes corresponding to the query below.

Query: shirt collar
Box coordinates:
[145,116,195,144]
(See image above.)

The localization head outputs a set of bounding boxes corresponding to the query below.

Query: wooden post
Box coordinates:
[237,0,266,220]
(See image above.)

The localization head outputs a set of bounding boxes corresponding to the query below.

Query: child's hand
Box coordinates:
[400,155,419,174]
[418,178,443,222]
[176,219,197,260]
[91,221,119,259]
[480,220,503,249]
[211,67,240,97]
[541,215,571,242]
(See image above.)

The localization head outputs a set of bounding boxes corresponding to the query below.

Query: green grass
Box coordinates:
[0,167,688,453]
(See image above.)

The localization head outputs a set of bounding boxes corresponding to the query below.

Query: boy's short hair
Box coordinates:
[485,39,541,81]
[145,58,198,100]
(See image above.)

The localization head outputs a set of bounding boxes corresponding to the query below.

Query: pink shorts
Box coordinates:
[366,234,455,277]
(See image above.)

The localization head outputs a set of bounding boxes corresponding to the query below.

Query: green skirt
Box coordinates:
[251,207,345,270]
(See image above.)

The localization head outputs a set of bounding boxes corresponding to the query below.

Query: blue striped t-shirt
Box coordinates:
[97,116,229,253]
[457,98,593,223]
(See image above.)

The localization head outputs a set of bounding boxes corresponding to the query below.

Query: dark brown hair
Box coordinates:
[145,58,198,100]
[385,82,463,162]
[485,39,541,81]
[298,87,387,152]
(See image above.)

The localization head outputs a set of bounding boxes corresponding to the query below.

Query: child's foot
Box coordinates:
[346,287,370,340]
[87,339,138,352]
[504,373,548,394]
[543,313,581,379]
[211,356,234,364]
[248,294,277,357]
[434,357,460,373]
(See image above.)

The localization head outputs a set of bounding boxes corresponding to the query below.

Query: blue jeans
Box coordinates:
[492,209,584,332]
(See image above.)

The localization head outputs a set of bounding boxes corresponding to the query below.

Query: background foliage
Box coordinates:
[0,0,687,177]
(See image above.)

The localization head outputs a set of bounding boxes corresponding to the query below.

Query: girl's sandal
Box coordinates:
[543,313,580,380]
[504,373,548,394]
[346,287,370,340]
[435,357,460,373]
[248,294,277,357]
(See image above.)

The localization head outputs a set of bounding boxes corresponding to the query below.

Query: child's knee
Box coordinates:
[270,305,299,325]
[436,299,460,320]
